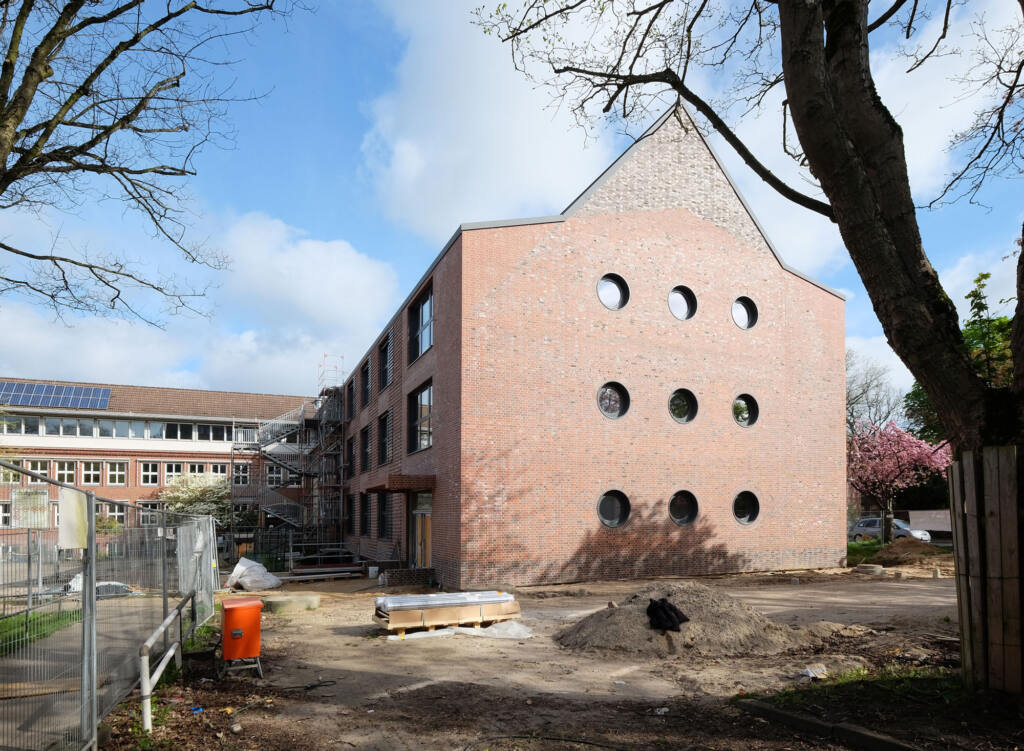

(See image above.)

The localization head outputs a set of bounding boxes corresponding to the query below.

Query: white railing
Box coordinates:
[259,403,308,445]
[139,590,197,733]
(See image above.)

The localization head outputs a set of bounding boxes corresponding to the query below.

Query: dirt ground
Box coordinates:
[104,565,964,750]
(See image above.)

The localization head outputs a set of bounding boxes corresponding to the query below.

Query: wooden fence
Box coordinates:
[949,446,1023,692]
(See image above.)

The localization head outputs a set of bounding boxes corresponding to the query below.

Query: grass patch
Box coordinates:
[846,538,882,566]
[755,663,960,709]
[0,608,82,657]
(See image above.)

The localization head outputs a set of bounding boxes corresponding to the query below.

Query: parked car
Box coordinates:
[849,517,931,543]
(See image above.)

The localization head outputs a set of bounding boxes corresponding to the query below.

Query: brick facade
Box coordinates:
[340,109,846,589]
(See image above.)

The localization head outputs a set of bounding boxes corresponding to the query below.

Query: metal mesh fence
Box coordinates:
[0,463,218,751]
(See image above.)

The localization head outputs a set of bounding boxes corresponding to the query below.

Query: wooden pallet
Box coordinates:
[373,600,521,638]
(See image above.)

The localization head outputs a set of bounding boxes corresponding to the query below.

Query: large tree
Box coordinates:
[846,348,902,435]
[0,1,287,325]
[477,0,1024,691]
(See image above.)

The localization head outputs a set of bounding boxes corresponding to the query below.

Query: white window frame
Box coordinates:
[0,502,10,527]
[55,461,75,484]
[107,462,127,486]
[233,463,250,487]
[266,465,283,487]
[139,502,163,527]
[1,460,22,485]
[26,459,49,484]
[82,462,102,485]
[188,462,205,475]
[209,463,228,475]
[165,463,183,482]
[140,462,159,486]
[107,503,126,524]
[52,502,60,527]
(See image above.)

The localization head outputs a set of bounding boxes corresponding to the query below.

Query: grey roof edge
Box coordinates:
[560,105,846,301]
[0,375,311,401]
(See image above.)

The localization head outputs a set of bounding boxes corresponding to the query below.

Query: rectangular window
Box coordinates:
[23,416,39,435]
[26,459,48,483]
[378,330,394,390]
[107,462,127,486]
[345,437,355,481]
[150,421,166,439]
[82,462,101,485]
[211,425,225,441]
[209,463,227,476]
[1,460,22,484]
[2,416,22,434]
[114,420,129,438]
[79,418,95,437]
[359,492,370,536]
[139,502,162,527]
[377,493,391,540]
[165,423,179,440]
[408,380,433,452]
[266,465,283,486]
[233,463,250,486]
[55,461,75,484]
[61,417,78,436]
[408,283,433,362]
[165,463,182,482]
[0,503,10,527]
[360,425,371,473]
[346,381,355,419]
[344,494,355,535]
[286,470,301,487]
[377,410,392,465]
[141,462,159,486]
[107,503,126,524]
[188,463,205,475]
[130,420,145,439]
[45,417,60,436]
[360,360,372,407]
[179,423,193,440]
[52,502,59,527]
[198,424,211,441]
[97,420,114,438]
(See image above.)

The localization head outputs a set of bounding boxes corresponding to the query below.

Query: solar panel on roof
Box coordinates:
[0,381,112,409]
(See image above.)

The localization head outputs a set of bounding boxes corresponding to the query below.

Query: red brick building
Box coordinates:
[340,110,847,588]
[0,378,309,529]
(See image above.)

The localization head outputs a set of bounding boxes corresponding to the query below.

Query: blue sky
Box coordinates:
[0,1,1018,398]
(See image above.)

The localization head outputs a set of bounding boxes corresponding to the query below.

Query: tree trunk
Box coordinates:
[880,498,893,546]
[949,447,1024,692]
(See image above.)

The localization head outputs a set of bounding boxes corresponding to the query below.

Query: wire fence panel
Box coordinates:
[0,463,218,751]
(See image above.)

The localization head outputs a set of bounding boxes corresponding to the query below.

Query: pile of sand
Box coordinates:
[871,538,951,567]
[555,582,821,658]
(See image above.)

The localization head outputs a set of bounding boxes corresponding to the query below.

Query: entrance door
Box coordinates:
[409,492,432,568]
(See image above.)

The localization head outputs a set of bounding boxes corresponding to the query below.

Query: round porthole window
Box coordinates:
[732,296,758,329]
[732,394,759,426]
[598,490,631,528]
[669,491,699,526]
[733,491,760,524]
[668,286,697,320]
[597,274,629,310]
[597,382,630,419]
[669,389,698,423]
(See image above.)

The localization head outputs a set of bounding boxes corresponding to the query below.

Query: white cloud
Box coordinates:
[846,335,916,395]
[362,1,617,244]
[0,213,401,396]
[938,242,1017,323]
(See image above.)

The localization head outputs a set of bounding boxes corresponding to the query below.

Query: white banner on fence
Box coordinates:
[12,488,49,528]
[58,486,88,548]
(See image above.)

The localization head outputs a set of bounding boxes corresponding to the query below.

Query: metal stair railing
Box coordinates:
[259,404,308,446]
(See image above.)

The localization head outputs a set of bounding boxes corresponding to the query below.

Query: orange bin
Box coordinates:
[222,598,263,660]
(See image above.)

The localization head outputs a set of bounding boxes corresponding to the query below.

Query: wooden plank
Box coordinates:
[983,447,1004,690]
[0,678,80,700]
[949,459,974,684]
[999,446,1022,693]
[962,450,988,688]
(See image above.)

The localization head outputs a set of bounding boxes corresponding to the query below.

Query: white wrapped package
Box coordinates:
[226,556,282,591]
[375,591,514,613]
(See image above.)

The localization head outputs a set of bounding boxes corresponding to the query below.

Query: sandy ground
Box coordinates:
[100,565,964,750]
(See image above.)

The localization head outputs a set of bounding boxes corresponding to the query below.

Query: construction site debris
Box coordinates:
[374,591,514,612]
[226,557,282,591]
[555,582,826,658]
[453,621,533,639]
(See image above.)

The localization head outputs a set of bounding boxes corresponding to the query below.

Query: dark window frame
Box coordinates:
[377,492,391,540]
[378,330,394,391]
[378,410,393,465]
[407,380,433,453]
[344,494,355,535]
[346,381,355,420]
[359,492,370,536]
[360,360,372,408]
[408,283,434,363]
[360,425,371,473]
[345,437,355,481]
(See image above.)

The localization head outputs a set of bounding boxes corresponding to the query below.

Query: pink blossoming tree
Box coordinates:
[848,422,952,544]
